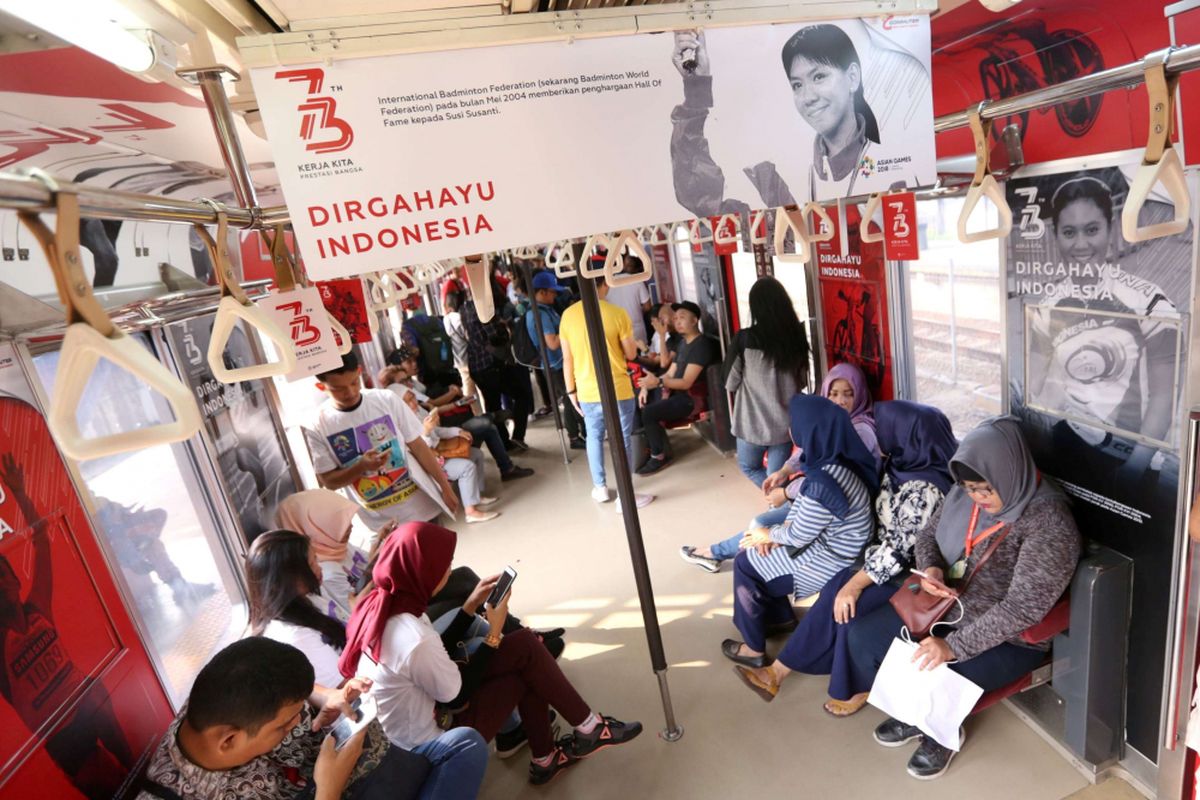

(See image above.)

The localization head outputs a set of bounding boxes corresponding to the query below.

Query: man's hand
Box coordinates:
[638,373,660,390]
[568,391,583,416]
[360,448,387,472]
[312,678,373,730]
[313,731,366,800]
[441,483,460,515]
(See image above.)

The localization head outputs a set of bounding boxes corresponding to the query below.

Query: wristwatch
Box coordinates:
[484,632,504,649]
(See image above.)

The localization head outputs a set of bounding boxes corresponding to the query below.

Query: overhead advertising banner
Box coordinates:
[249,16,935,279]
[1005,163,1193,756]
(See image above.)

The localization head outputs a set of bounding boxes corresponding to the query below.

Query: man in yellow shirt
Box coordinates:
[560,274,655,511]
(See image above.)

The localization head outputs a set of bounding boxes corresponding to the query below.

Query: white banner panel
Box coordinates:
[250,15,935,279]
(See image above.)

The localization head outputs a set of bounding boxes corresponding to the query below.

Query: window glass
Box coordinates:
[731,251,757,330]
[905,196,1003,436]
[672,226,698,304]
[772,257,816,392]
[33,339,246,707]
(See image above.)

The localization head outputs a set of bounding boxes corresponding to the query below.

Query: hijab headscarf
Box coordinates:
[790,394,880,518]
[820,363,875,436]
[338,522,456,679]
[874,401,958,495]
[276,490,360,563]
[933,416,1056,564]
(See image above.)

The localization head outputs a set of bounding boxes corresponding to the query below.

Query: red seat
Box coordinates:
[661,378,710,430]
[970,595,1070,713]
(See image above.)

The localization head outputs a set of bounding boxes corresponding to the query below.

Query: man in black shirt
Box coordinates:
[635,301,715,474]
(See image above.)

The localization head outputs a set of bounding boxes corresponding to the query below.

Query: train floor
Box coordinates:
[457,414,1143,800]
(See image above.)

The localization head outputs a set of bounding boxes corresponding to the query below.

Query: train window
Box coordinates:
[671,226,699,303]
[772,258,817,393]
[731,250,757,329]
[903,196,1003,436]
[32,340,246,707]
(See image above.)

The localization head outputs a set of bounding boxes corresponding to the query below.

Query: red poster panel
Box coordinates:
[316,278,373,344]
[239,229,309,286]
[815,207,894,401]
[650,244,676,304]
[882,192,919,261]
[0,391,172,798]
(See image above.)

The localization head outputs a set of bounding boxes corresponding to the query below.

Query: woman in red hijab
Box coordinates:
[340,522,643,786]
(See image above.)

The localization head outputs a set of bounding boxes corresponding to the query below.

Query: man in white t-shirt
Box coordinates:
[601,253,653,345]
[302,352,459,530]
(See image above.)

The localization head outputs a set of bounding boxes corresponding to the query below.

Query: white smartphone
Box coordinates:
[330,694,377,750]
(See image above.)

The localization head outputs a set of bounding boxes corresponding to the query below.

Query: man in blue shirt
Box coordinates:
[527,271,585,449]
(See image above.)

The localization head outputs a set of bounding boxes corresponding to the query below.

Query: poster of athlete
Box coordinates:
[814,208,894,400]
[165,315,297,542]
[1005,162,1193,753]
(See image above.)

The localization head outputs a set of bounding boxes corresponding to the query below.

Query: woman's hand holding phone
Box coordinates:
[485,593,510,633]
[465,573,501,614]
[913,568,955,600]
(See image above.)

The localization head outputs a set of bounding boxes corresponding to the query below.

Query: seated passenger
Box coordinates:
[637,302,678,373]
[635,301,716,475]
[138,637,487,800]
[720,395,879,668]
[730,401,958,712]
[343,522,643,785]
[277,490,378,619]
[681,362,881,572]
[401,389,500,524]
[841,417,1080,780]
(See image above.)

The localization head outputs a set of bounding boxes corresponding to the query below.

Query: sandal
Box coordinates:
[822,693,869,718]
[733,666,779,702]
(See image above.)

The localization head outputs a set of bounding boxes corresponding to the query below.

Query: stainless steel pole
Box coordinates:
[178,66,261,215]
[575,270,682,742]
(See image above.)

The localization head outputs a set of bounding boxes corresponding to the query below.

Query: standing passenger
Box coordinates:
[527,271,586,449]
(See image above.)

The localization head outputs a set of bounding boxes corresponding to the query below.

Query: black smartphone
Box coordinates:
[486,566,518,608]
[330,695,377,750]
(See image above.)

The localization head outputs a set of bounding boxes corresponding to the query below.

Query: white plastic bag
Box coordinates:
[866,636,984,751]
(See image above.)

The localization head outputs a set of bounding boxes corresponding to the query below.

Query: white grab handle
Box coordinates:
[1123,144,1190,242]
[511,245,541,259]
[714,213,740,245]
[208,295,300,382]
[750,210,768,244]
[956,174,1012,243]
[578,233,610,278]
[464,255,495,323]
[803,202,836,244]
[604,230,653,287]
[547,241,577,278]
[859,193,885,243]
[364,271,396,313]
[325,311,353,355]
[50,324,204,461]
[773,206,810,262]
[689,218,713,245]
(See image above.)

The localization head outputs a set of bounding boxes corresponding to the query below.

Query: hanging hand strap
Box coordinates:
[957,104,1012,243]
[1123,49,1190,242]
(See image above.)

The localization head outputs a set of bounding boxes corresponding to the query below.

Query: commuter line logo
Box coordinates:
[275,68,355,155]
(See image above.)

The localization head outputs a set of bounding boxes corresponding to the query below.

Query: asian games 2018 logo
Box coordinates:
[858,155,876,179]
[274,68,354,154]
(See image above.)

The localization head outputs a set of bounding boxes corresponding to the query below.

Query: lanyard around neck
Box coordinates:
[965,503,1005,560]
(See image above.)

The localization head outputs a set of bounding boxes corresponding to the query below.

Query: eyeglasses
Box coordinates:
[959,482,995,499]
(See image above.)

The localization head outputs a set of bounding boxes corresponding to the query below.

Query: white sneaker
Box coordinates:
[615,493,655,513]
[591,485,613,503]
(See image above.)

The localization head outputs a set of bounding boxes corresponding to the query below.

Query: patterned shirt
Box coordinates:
[864,476,944,585]
[459,301,501,374]
[138,704,390,800]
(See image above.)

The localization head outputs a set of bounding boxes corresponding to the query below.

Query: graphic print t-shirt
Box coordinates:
[304,389,440,528]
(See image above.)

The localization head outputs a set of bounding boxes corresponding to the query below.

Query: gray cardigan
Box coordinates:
[915,494,1081,661]
[723,328,800,447]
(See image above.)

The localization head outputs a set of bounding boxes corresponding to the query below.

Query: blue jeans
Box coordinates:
[461,415,513,473]
[411,728,489,800]
[709,502,793,562]
[735,439,793,489]
[581,398,637,488]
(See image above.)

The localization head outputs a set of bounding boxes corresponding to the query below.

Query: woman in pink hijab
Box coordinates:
[276,489,379,619]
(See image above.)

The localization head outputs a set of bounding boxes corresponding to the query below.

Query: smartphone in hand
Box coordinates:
[330,695,377,750]
[486,566,518,607]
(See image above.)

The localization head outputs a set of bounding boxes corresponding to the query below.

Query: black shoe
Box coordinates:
[543,636,565,660]
[569,437,587,450]
[564,715,643,759]
[906,731,962,780]
[528,742,580,785]
[720,638,768,669]
[506,438,530,453]
[501,465,534,481]
[635,455,670,476]
[873,717,923,748]
[766,616,799,637]
[534,407,553,418]
[496,726,530,759]
[679,545,721,574]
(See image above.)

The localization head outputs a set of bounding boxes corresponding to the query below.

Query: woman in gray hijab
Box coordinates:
[838,417,1080,780]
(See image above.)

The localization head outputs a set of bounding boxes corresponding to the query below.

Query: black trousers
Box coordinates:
[642,392,695,456]
[475,363,533,441]
[548,367,583,440]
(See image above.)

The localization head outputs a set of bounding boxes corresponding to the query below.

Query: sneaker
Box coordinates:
[679,546,720,574]
[569,437,587,450]
[501,466,534,482]
[506,438,530,453]
[591,485,613,503]
[873,717,923,748]
[564,715,643,759]
[906,730,963,780]
[615,493,654,513]
[528,742,580,785]
[496,726,529,759]
[635,455,670,476]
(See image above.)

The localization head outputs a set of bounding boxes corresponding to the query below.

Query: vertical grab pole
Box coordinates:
[575,270,683,742]
[520,259,571,465]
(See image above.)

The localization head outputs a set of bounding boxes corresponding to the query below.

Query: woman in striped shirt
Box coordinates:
[721,395,879,669]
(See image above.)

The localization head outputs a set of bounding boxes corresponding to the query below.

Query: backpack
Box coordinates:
[512,311,542,368]
[403,314,455,379]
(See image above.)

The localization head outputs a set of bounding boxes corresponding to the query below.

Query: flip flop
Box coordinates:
[733,666,779,703]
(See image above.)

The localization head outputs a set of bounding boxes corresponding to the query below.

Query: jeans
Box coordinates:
[442,448,486,507]
[460,415,513,473]
[735,439,793,489]
[709,502,793,562]
[641,392,695,456]
[410,728,489,800]
[580,398,637,488]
